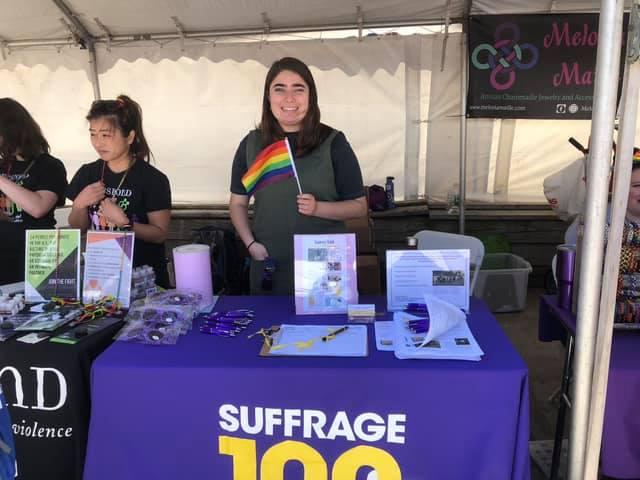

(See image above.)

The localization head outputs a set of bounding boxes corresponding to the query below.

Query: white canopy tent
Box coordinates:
[1,2,637,480]
[1,0,635,206]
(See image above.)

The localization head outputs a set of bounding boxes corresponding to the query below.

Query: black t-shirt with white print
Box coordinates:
[67,159,171,285]
[0,153,67,228]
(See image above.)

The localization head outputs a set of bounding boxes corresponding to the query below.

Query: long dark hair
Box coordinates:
[86,94,152,162]
[259,57,329,156]
[0,98,50,166]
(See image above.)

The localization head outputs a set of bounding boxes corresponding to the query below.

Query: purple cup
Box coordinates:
[556,244,576,310]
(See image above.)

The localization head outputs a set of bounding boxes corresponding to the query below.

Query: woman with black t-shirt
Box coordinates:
[67,95,172,288]
[0,98,68,284]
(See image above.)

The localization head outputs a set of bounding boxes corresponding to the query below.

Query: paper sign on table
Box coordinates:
[83,231,135,307]
[294,234,358,314]
[386,249,470,312]
[24,229,81,302]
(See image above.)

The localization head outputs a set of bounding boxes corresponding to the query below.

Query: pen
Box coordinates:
[321,326,349,342]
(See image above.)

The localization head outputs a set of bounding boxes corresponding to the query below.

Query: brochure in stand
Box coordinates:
[24,229,81,303]
[293,233,358,315]
[83,231,135,308]
[386,249,470,312]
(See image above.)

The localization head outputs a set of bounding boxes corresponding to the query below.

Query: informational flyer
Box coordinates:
[24,229,81,302]
[386,249,470,312]
[83,231,135,307]
[293,233,358,315]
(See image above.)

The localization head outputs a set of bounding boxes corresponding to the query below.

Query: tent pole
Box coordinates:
[458,19,468,234]
[50,0,102,100]
[585,5,640,477]
[568,1,624,479]
[87,43,102,100]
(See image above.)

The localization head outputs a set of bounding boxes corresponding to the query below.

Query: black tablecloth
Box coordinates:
[0,320,121,480]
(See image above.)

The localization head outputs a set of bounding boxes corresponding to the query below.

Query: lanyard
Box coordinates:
[100,158,133,194]
[5,159,36,179]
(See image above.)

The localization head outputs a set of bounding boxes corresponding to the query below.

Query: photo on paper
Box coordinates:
[308,248,328,261]
[455,337,471,346]
[432,270,465,286]
[327,262,342,271]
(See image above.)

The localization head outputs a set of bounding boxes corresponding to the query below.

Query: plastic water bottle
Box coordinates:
[385,176,395,209]
[446,184,459,214]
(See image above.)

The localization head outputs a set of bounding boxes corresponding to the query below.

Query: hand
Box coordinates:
[74,181,105,209]
[297,193,317,216]
[248,241,269,261]
[99,197,129,227]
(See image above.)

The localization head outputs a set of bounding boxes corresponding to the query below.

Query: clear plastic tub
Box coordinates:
[473,253,532,313]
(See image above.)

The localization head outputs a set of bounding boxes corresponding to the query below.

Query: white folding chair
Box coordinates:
[414,230,485,293]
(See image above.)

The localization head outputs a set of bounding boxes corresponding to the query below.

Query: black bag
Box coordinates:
[191,226,249,295]
[368,185,387,211]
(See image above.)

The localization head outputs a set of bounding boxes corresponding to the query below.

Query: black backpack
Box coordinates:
[191,226,249,295]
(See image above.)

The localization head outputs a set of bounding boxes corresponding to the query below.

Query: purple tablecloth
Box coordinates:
[83,297,530,480]
[539,295,640,479]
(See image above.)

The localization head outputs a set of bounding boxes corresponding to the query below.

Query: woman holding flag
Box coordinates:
[230,57,367,295]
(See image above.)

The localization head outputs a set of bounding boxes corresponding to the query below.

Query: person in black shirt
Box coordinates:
[67,95,172,287]
[0,98,68,284]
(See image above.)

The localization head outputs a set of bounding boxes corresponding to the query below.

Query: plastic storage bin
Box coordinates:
[473,253,532,312]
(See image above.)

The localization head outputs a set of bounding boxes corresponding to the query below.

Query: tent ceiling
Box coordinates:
[0,0,618,46]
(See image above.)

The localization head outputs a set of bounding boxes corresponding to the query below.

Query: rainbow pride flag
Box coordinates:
[241,138,299,196]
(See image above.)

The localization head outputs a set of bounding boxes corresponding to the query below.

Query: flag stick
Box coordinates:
[285,137,302,194]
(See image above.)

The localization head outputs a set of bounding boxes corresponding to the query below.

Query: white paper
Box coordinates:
[420,294,465,346]
[268,324,367,357]
[386,249,470,312]
[374,321,395,351]
[83,231,135,307]
[392,308,484,361]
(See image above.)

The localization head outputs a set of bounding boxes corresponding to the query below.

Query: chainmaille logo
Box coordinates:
[471,22,539,91]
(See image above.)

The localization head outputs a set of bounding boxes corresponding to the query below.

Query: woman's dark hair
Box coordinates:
[86,94,152,162]
[259,57,329,156]
[0,98,50,165]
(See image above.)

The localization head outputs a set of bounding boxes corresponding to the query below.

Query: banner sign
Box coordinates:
[467,14,626,119]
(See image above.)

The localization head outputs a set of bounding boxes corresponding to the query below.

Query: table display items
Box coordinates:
[392,294,484,361]
[50,316,123,345]
[117,289,203,345]
[257,324,368,357]
[0,294,25,316]
[172,244,214,306]
[83,231,135,308]
[386,248,470,312]
[130,265,157,301]
[24,229,81,303]
[0,314,36,342]
[12,306,83,332]
[198,309,254,337]
[293,233,358,315]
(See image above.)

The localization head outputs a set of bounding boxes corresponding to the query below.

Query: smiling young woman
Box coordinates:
[229,57,367,295]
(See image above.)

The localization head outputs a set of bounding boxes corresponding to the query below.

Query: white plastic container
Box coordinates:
[473,253,532,312]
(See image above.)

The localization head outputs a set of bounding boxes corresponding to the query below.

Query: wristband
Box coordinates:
[246,240,256,250]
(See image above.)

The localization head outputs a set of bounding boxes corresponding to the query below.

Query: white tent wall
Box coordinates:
[0,48,96,178]
[2,35,426,204]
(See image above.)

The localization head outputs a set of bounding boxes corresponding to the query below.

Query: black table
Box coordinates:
[0,320,121,480]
